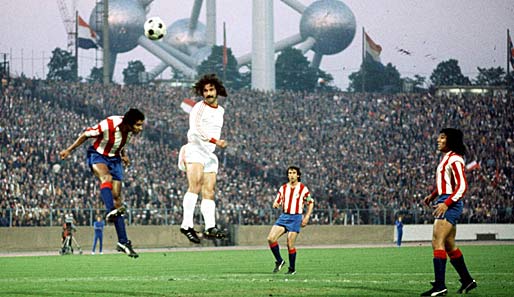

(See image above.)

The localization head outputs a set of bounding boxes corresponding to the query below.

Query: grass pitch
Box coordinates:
[0,244,513,296]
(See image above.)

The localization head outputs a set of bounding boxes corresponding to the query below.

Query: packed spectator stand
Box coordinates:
[1,79,512,227]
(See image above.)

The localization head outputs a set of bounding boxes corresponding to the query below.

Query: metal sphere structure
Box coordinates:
[164,19,207,54]
[83,0,357,90]
[89,0,147,53]
[191,46,212,65]
[300,0,356,55]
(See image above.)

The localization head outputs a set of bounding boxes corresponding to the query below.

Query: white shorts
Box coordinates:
[178,143,219,173]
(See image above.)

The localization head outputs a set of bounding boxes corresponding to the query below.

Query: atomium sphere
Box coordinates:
[89,0,147,53]
[164,19,207,54]
[191,46,212,65]
[300,0,356,55]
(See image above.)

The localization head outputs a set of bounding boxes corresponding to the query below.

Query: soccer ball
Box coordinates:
[144,17,166,40]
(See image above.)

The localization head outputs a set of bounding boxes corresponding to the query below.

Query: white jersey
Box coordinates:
[187,100,224,153]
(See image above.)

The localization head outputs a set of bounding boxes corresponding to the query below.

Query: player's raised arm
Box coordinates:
[60,132,89,159]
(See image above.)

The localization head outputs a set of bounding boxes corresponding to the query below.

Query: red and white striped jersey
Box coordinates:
[187,101,224,152]
[435,151,468,206]
[84,116,131,157]
[274,182,313,215]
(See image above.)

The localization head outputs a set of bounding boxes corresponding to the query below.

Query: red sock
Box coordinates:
[288,248,297,270]
[433,249,447,288]
[434,249,447,259]
[447,248,462,259]
[269,241,282,263]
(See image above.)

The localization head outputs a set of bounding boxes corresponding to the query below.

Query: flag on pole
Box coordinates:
[465,160,480,171]
[364,31,382,63]
[508,30,514,69]
[77,15,98,49]
[223,22,228,70]
[180,98,196,113]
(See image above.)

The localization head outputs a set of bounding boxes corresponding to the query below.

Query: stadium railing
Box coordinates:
[0,206,511,227]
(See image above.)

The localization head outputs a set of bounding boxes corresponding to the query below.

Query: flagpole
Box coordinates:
[508,28,513,99]
[102,0,110,85]
[75,10,79,81]
[361,27,365,93]
[507,29,511,76]
[223,21,227,83]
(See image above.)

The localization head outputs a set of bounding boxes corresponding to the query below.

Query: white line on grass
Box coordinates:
[0,273,512,285]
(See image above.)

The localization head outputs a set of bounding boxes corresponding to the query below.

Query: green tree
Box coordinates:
[87,67,103,83]
[196,45,245,89]
[474,66,505,86]
[46,47,77,81]
[275,47,317,92]
[413,74,427,92]
[382,63,402,93]
[239,65,252,90]
[316,69,336,91]
[401,74,427,93]
[171,68,188,80]
[123,60,145,85]
[430,59,470,86]
[347,60,401,93]
[506,72,514,92]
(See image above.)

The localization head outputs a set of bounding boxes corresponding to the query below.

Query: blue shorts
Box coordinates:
[434,194,463,225]
[274,213,302,233]
[87,147,123,181]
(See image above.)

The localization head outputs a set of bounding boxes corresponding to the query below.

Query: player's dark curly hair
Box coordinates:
[193,73,228,97]
[440,128,466,156]
[123,108,145,126]
[287,166,301,181]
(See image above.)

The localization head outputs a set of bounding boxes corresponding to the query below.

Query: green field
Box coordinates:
[0,245,513,296]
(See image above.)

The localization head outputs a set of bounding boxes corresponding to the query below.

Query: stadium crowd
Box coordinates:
[1,78,512,227]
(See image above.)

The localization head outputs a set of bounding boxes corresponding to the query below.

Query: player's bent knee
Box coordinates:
[98,174,113,183]
[187,184,202,194]
[201,189,215,199]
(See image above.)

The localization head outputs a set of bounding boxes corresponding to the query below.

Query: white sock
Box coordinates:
[201,199,216,230]
[181,192,198,229]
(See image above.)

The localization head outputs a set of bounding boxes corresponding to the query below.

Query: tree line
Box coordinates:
[43,46,514,93]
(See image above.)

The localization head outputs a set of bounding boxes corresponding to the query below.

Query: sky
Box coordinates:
[1,0,513,89]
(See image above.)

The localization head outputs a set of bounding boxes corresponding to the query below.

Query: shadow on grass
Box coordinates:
[3,289,171,297]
